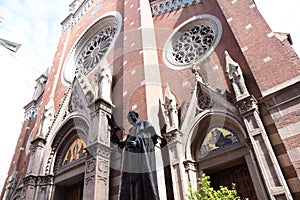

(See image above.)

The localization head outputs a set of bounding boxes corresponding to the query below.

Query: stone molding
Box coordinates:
[162,130,182,144]
[150,0,205,16]
[23,175,54,187]
[235,95,257,115]
[183,160,198,172]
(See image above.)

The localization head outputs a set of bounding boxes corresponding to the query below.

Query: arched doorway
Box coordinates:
[189,114,258,199]
[47,117,89,200]
[53,136,87,200]
[208,162,257,199]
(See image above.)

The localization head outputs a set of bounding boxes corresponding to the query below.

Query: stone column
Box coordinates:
[83,98,112,200]
[154,137,167,200]
[183,160,198,190]
[27,136,46,176]
[21,136,46,200]
[235,95,293,200]
[163,130,187,200]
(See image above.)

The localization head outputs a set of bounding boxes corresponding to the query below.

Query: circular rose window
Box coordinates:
[76,26,117,75]
[163,15,222,70]
[62,12,122,85]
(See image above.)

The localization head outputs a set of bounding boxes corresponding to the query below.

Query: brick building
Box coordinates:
[1,0,300,199]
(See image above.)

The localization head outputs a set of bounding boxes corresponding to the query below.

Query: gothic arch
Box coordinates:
[44,115,89,176]
[184,111,261,199]
[184,110,247,161]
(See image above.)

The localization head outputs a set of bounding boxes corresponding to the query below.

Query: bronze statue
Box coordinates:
[109,110,160,200]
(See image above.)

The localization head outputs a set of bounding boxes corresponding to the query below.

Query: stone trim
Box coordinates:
[23,175,54,187]
[150,0,205,16]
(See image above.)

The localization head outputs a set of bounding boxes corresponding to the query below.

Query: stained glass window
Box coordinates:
[199,127,239,158]
[62,138,87,166]
[166,2,171,10]
[173,0,178,8]
[160,4,165,12]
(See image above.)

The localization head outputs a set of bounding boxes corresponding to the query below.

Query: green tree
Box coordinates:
[186,173,241,200]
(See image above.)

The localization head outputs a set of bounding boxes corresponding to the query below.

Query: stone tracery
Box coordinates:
[172,24,215,64]
[163,14,222,70]
[77,26,117,74]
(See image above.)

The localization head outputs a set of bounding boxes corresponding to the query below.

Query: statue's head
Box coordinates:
[127,110,139,125]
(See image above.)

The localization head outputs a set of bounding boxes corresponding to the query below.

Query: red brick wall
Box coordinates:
[0,117,36,199]
[216,0,300,93]
[152,0,262,118]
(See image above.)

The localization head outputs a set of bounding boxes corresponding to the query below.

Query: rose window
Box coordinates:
[163,15,222,70]
[173,25,215,64]
[77,26,117,74]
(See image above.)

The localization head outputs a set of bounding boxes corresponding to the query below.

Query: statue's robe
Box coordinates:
[118,120,160,200]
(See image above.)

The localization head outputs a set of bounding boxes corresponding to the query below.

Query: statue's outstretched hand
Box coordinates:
[125,140,137,147]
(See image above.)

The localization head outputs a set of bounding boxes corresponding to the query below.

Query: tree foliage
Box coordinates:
[186,173,241,200]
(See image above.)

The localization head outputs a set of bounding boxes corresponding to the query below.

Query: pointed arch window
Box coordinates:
[199,127,239,158]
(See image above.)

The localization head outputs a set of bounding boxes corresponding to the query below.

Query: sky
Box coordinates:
[0,0,299,192]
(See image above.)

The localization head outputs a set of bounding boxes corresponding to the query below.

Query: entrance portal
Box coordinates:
[53,181,84,200]
[65,181,83,200]
[208,163,257,200]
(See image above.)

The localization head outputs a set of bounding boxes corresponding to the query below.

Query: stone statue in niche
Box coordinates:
[95,65,112,102]
[108,110,160,200]
[39,98,55,137]
[192,62,208,84]
[162,84,179,132]
[225,51,250,101]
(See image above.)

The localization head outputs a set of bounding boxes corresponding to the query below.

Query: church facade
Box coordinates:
[1,0,300,199]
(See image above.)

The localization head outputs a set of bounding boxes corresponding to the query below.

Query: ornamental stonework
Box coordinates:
[86,158,96,174]
[76,26,117,75]
[163,14,222,70]
[172,24,215,64]
[235,96,258,114]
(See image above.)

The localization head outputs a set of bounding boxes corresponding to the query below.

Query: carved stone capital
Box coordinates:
[162,130,182,144]
[23,175,36,186]
[86,142,111,159]
[85,175,95,186]
[97,175,108,186]
[23,175,54,187]
[36,175,54,186]
[235,95,258,114]
[88,97,113,114]
[183,160,198,172]
[31,136,46,147]
[86,158,96,174]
